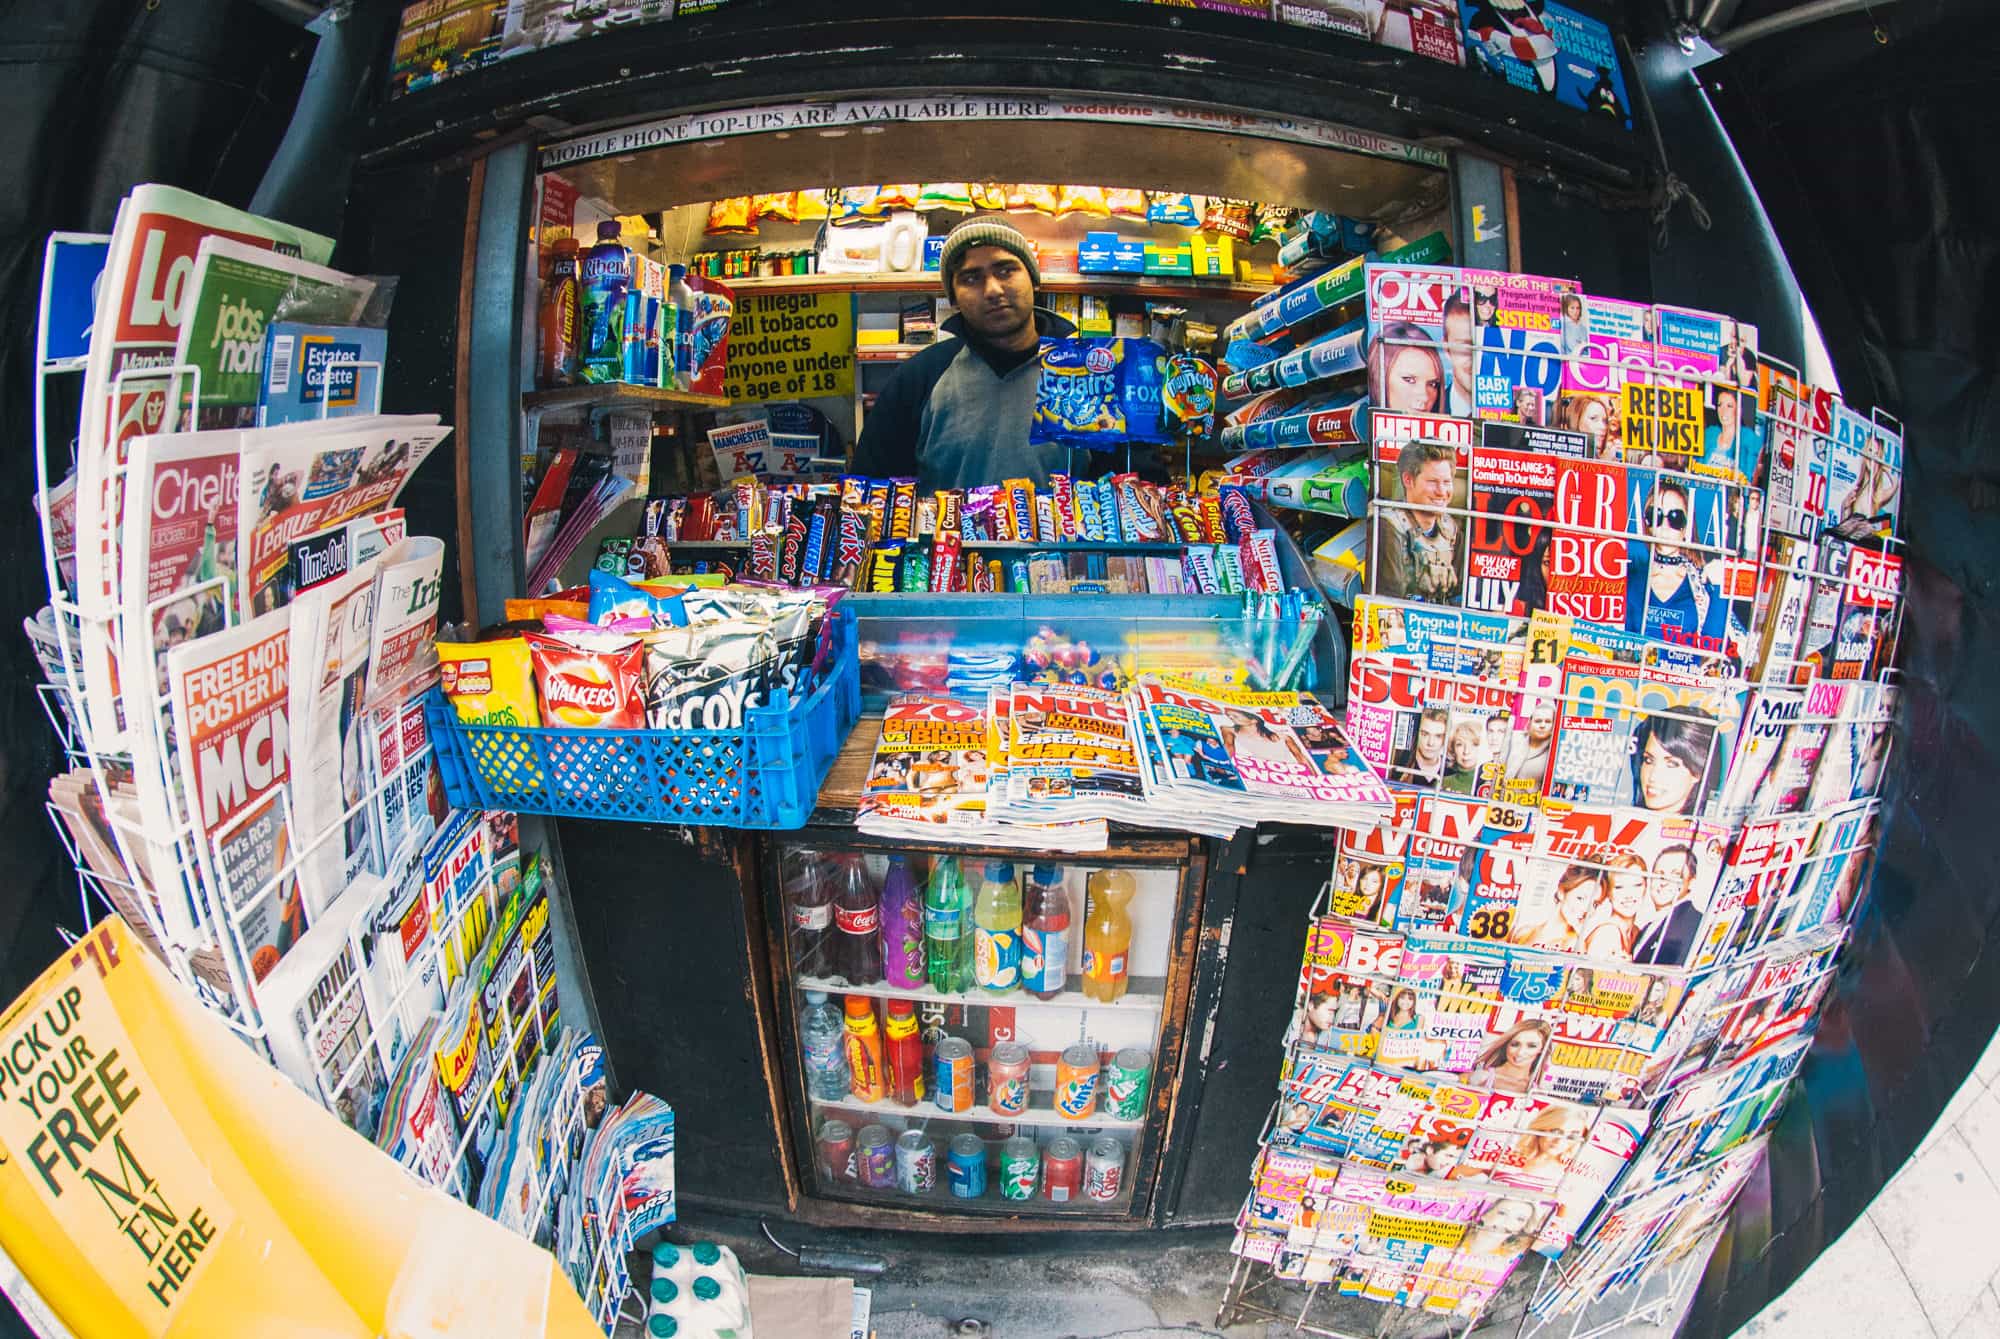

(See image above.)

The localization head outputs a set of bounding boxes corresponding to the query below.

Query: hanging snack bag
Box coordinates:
[687,275,737,397]
[1056,185,1111,218]
[1106,187,1148,219]
[438,638,541,727]
[1148,192,1203,227]
[796,189,832,221]
[752,192,800,223]
[705,197,756,235]
[1202,197,1256,240]
[971,182,1010,211]
[1007,183,1060,214]
[1164,354,1219,440]
[916,182,974,213]
[1031,338,1127,448]
[525,630,647,729]
[1120,339,1171,445]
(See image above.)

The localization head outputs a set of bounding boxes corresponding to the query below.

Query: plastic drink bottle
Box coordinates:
[882,998,926,1105]
[536,236,580,387]
[786,859,834,978]
[925,856,972,994]
[832,856,883,986]
[799,990,850,1101]
[1021,864,1071,1000]
[879,855,927,989]
[668,263,697,391]
[973,862,1022,994]
[843,996,886,1102]
[580,220,632,384]
[1081,869,1135,1002]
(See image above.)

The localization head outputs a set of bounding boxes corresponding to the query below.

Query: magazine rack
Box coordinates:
[1217,276,1908,1333]
[23,238,642,1331]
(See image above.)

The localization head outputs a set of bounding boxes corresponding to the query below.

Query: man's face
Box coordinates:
[1416,717,1446,764]
[1528,704,1556,742]
[1403,459,1455,516]
[951,245,1034,343]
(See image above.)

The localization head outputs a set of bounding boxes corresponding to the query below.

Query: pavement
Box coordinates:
[1737,1025,2000,1338]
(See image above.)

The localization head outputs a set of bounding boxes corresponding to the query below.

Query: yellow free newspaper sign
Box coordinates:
[0,918,602,1338]
[0,930,235,1333]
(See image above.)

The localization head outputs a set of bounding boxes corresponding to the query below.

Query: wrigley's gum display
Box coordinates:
[1225,230,1452,345]
[1220,316,1367,399]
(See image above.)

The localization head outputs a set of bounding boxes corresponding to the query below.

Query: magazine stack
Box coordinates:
[855,679,1399,848]
[1218,255,1905,1330]
[27,187,664,1321]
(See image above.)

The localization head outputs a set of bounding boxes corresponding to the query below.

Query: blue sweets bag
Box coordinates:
[1030,337,1172,450]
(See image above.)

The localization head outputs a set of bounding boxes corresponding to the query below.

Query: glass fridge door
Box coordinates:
[770,840,1195,1221]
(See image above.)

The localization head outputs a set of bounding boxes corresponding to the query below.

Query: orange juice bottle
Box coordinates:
[1081,870,1135,1002]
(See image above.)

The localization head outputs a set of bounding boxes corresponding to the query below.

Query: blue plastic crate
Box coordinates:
[426,605,861,828]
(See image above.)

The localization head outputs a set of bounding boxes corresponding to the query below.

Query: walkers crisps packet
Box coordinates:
[525,630,647,728]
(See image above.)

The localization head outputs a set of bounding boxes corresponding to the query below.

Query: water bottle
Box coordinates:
[799,990,850,1102]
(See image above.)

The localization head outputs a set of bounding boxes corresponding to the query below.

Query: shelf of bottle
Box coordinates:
[724,271,1267,303]
[808,1090,1147,1131]
[522,382,731,412]
[795,974,1165,1015]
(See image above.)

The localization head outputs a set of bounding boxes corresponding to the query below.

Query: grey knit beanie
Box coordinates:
[940,216,1040,294]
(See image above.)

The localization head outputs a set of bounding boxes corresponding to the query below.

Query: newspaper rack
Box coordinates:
[426,603,860,828]
[25,233,647,1335]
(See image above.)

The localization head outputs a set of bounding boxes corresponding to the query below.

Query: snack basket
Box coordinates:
[425,604,860,828]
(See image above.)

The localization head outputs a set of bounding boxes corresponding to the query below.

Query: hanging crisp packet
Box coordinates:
[1164,354,1219,440]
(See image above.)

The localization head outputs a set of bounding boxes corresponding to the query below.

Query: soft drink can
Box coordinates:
[1086,1136,1125,1202]
[933,1037,975,1112]
[1044,1135,1084,1202]
[895,1130,936,1194]
[987,1040,1031,1116]
[857,1124,896,1188]
[1103,1047,1154,1120]
[999,1136,1040,1201]
[817,1119,855,1183]
[947,1133,987,1198]
[1055,1042,1099,1120]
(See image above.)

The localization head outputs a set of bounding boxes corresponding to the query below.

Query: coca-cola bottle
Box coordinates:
[833,856,884,986]
[786,855,835,979]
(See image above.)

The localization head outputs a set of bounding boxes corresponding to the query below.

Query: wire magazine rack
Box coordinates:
[25,237,640,1332]
[1217,304,1907,1336]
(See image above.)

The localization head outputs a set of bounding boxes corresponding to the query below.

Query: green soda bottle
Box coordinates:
[924,856,972,995]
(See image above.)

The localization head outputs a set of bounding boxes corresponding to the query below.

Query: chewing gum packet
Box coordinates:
[439,638,541,727]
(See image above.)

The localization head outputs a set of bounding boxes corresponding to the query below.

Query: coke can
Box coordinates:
[1103,1047,1154,1121]
[999,1136,1040,1201]
[1085,1136,1125,1202]
[1055,1042,1099,1120]
[857,1124,896,1188]
[817,1119,855,1183]
[1043,1135,1084,1203]
[947,1133,987,1198]
[987,1040,1031,1116]
[895,1130,936,1194]
[933,1037,975,1113]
